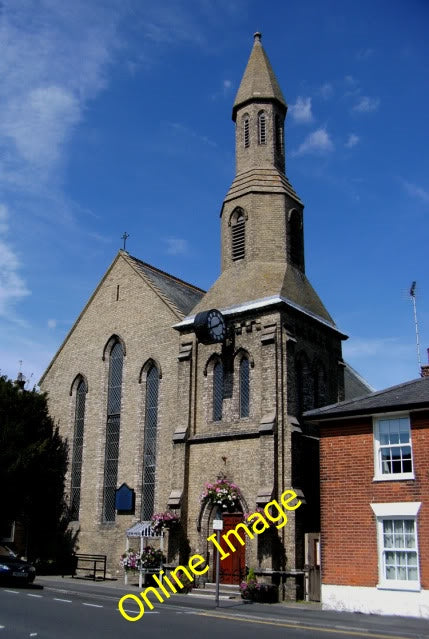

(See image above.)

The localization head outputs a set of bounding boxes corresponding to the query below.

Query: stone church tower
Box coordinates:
[40,34,363,600]
[173,32,347,598]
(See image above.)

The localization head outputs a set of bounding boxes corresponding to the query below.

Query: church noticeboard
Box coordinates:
[115,483,135,514]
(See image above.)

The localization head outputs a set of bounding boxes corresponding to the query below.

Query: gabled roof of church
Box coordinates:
[124,253,204,316]
[39,251,204,385]
[232,32,286,120]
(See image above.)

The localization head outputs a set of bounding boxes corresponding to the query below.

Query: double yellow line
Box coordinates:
[199,611,415,639]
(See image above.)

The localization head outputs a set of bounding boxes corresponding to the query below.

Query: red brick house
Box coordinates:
[305,374,429,618]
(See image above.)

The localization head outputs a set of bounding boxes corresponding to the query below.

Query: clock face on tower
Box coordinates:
[194,309,226,344]
[207,309,226,342]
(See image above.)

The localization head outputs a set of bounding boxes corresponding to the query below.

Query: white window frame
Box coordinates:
[371,502,421,591]
[373,413,414,481]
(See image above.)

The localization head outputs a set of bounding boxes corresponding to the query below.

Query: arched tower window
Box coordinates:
[275,114,285,172]
[103,341,123,522]
[70,378,86,520]
[275,115,284,154]
[243,115,250,148]
[239,357,250,418]
[230,207,246,261]
[142,365,159,521]
[258,111,266,145]
[213,361,223,422]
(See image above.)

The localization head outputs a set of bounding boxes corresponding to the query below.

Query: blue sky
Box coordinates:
[1,0,428,391]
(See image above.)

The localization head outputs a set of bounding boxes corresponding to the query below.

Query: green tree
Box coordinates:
[0,375,74,565]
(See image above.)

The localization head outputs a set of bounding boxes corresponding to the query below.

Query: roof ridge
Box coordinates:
[125,252,206,294]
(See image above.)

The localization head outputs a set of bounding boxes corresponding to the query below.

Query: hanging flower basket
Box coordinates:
[200,478,241,512]
[151,511,180,535]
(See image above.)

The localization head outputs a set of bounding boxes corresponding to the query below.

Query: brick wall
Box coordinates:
[319,411,429,589]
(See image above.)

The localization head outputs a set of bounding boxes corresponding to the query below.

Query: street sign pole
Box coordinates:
[213,510,224,608]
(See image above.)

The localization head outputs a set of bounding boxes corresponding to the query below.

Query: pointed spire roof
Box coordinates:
[232,32,287,121]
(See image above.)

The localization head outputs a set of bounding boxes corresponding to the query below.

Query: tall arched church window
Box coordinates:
[213,361,223,422]
[239,357,250,418]
[70,378,86,520]
[258,111,266,145]
[231,208,246,261]
[142,365,159,521]
[103,341,123,522]
[243,115,250,148]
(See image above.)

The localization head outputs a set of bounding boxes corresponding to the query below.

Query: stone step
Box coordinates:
[202,582,240,593]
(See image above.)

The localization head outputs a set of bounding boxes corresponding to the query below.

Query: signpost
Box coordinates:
[213,510,224,608]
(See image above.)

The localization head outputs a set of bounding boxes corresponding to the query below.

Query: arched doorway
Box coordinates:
[215,513,246,584]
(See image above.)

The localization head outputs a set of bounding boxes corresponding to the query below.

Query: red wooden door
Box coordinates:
[215,514,245,584]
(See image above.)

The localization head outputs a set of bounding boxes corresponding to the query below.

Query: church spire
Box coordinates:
[232,32,287,122]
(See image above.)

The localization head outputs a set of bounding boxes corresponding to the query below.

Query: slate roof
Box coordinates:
[232,32,286,120]
[189,261,338,330]
[125,253,204,316]
[304,376,429,421]
[344,362,375,400]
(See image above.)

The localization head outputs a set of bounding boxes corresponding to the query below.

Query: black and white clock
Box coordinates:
[194,309,226,344]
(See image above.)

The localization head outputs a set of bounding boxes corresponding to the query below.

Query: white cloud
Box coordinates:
[292,127,334,156]
[0,239,30,320]
[401,180,429,204]
[353,96,380,113]
[319,83,333,100]
[3,86,81,169]
[345,133,360,148]
[223,79,232,90]
[0,203,30,320]
[164,237,189,255]
[47,319,57,329]
[289,96,313,123]
[0,0,121,190]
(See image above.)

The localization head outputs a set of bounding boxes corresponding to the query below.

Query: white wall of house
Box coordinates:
[322,585,429,619]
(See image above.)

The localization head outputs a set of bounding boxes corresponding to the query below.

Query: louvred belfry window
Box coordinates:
[258,111,266,145]
[103,341,123,522]
[232,212,245,260]
[243,116,250,148]
[70,379,86,520]
[142,365,159,521]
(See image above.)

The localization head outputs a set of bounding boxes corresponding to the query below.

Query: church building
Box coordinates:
[40,33,369,600]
